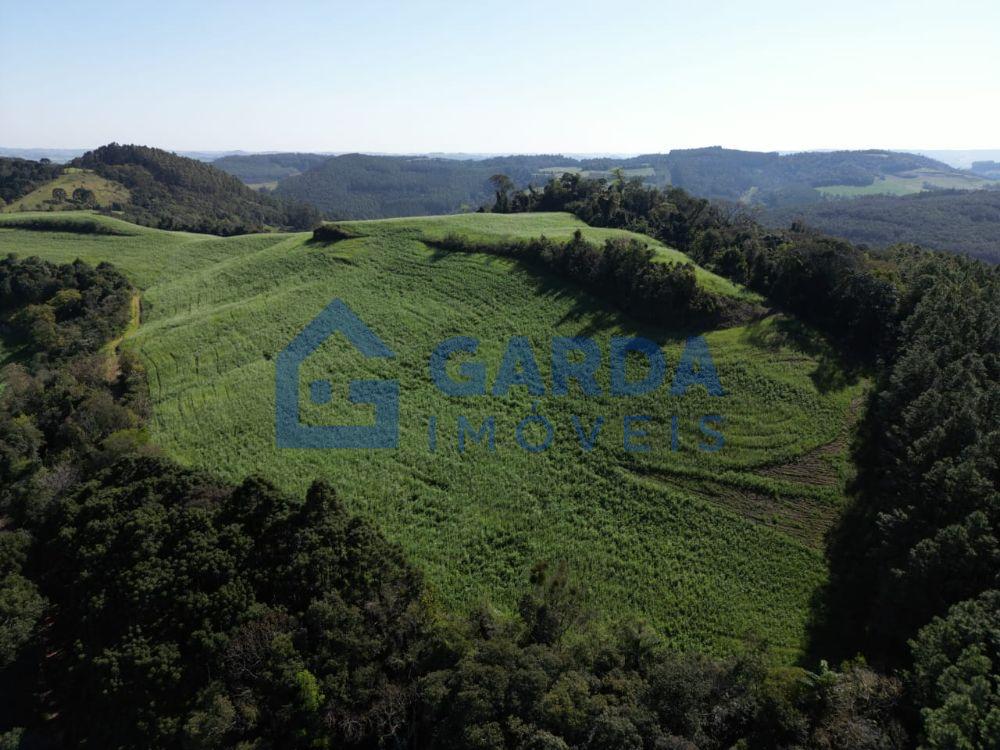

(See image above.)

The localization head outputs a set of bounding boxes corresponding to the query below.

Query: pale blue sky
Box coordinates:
[1,0,997,152]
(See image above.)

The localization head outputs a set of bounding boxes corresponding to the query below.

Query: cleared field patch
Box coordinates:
[1,168,131,212]
[341,212,760,301]
[0,214,863,660]
[817,168,996,197]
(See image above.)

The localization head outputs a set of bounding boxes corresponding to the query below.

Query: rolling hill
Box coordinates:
[69,144,320,234]
[0,210,864,659]
[269,153,559,219]
[213,148,998,220]
[0,156,64,206]
[2,145,321,234]
[762,188,1000,264]
[0,166,131,213]
[210,152,331,189]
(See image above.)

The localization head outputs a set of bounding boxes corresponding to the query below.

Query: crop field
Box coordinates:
[1,167,131,212]
[817,168,996,197]
[353,212,758,300]
[0,211,864,659]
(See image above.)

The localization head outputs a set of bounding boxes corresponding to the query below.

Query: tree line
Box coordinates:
[428,229,759,331]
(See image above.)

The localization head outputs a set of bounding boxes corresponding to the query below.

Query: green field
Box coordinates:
[349,212,759,300]
[0,210,862,659]
[1,167,131,212]
[817,167,996,197]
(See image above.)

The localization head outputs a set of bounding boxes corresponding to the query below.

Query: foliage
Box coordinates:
[273,153,528,219]
[72,143,320,234]
[248,148,990,220]
[29,459,442,748]
[212,152,331,184]
[421,563,906,749]
[0,254,134,358]
[0,157,63,206]
[909,590,1000,749]
[500,172,899,363]
[763,188,1000,264]
[429,229,753,329]
[647,147,956,204]
[822,253,1000,666]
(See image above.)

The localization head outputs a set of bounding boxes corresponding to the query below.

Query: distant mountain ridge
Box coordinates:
[212,147,996,219]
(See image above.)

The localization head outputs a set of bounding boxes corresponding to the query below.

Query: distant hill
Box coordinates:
[69,144,319,234]
[237,148,998,219]
[271,153,555,218]
[619,147,996,205]
[0,156,64,206]
[761,188,1000,264]
[212,152,331,187]
[971,160,1000,179]
[0,166,130,214]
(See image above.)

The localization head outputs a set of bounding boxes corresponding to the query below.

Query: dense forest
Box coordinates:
[272,154,553,219]
[72,144,320,234]
[763,188,1000,263]
[637,147,955,204]
[211,153,331,184]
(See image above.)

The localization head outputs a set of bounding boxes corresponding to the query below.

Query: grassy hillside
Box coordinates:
[815,168,994,197]
[0,156,64,206]
[0,211,863,659]
[0,167,131,213]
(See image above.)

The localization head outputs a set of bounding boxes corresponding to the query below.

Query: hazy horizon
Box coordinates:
[3,146,999,172]
[2,0,998,154]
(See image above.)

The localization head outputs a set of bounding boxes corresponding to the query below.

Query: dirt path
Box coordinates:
[103,292,141,380]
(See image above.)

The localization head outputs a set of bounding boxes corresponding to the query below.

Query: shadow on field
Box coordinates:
[742,315,865,393]
[425,242,716,343]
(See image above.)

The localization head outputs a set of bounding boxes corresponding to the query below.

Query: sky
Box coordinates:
[1,0,998,154]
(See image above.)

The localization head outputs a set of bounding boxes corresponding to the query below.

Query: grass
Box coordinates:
[817,168,996,197]
[0,211,864,660]
[1,168,131,212]
[341,212,759,301]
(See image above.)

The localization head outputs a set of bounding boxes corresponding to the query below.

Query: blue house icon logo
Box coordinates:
[275,300,399,449]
